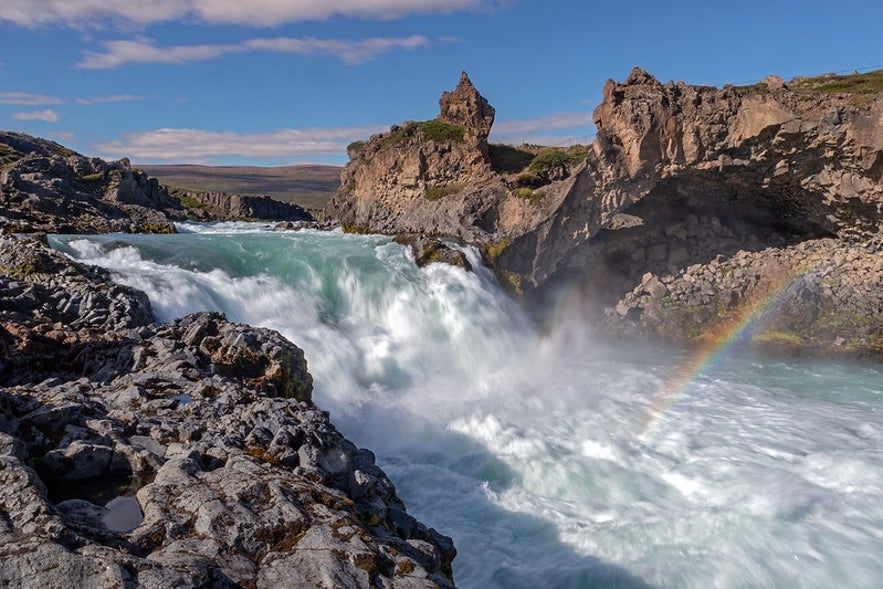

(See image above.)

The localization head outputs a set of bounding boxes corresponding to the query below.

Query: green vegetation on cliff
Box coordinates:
[0,144,20,167]
[417,120,466,142]
[379,119,467,151]
[488,144,534,174]
[794,69,883,95]
[424,184,464,201]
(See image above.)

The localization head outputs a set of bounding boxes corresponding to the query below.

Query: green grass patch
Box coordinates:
[529,149,571,174]
[417,120,465,142]
[732,81,770,95]
[793,69,883,95]
[0,144,19,164]
[379,127,408,150]
[529,146,587,172]
[177,194,210,210]
[752,330,805,346]
[424,184,463,201]
[347,140,367,155]
[515,187,545,204]
[488,144,534,173]
[80,172,105,184]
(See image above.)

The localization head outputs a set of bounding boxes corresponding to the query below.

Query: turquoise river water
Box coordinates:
[50,222,883,589]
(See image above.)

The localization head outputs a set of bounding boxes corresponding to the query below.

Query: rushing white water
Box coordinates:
[51,224,883,589]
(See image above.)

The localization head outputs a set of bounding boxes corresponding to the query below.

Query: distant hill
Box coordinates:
[140,164,342,210]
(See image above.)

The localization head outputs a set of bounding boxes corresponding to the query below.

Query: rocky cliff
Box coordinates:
[327,68,883,357]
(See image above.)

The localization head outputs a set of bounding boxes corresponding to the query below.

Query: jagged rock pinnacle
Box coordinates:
[437,70,495,138]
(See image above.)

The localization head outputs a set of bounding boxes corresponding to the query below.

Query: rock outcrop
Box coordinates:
[0,131,315,233]
[501,67,883,290]
[169,188,314,223]
[0,132,181,233]
[326,68,883,357]
[324,72,558,242]
[0,234,456,588]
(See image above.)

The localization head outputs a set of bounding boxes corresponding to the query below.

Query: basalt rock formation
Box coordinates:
[514,68,883,356]
[327,68,883,357]
[169,187,314,223]
[324,72,559,242]
[0,234,456,588]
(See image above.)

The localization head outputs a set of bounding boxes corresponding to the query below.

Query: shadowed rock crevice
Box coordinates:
[543,171,837,310]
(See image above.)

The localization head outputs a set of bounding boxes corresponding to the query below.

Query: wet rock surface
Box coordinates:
[0,235,456,588]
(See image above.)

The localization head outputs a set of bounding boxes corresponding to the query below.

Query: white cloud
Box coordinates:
[94,125,387,162]
[0,0,491,28]
[76,94,149,105]
[244,35,429,65]
[0,91,63,105]
[78,39,244,69]
[11,109,60,122]
[78,35,432,68]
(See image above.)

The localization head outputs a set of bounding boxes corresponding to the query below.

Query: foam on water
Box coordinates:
[51,226,883,589]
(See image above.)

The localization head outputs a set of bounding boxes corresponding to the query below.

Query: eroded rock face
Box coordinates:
[489,69,883,356]
[503,67,883,290]
[438,71,496,140]
[0,235,456,588]
[324,72,528,241]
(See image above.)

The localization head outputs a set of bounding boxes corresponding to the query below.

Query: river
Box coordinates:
[50,223,883,589]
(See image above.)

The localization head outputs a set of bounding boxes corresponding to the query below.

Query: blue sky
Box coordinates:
[1,0,881,166]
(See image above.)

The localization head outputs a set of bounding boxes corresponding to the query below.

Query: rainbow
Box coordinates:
[638,264,812,444]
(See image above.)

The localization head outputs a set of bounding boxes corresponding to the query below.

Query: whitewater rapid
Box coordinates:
[50,223,883,589]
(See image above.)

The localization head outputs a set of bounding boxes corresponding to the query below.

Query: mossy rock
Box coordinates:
[177,194,210,210]
[424,184,463,201]
[514,187,545,204]
[137,223,177,234]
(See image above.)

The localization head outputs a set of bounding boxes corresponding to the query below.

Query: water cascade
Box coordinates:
[51,223,883,589]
